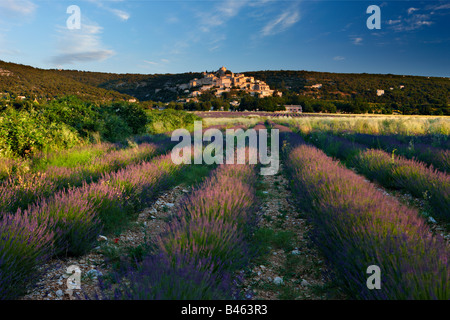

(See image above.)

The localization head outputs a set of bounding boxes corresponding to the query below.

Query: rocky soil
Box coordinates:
[239,162,345,300]
[20,185,190,300]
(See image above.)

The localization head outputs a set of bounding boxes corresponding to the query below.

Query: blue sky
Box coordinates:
[0,0,449,77]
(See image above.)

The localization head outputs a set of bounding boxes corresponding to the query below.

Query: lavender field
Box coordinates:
[1,115,449,300]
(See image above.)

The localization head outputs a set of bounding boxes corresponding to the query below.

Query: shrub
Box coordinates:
[0,107,80,157]
[146,109,200,134]
[106,102,148,135]
[100,112,133,142]
[0,210,55,299]
[95,253,231,300]
[27,188,102,257]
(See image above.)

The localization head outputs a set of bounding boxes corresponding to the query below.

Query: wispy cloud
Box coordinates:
[110,8,130,21]
[390,14,433,31]
[407,7,419,15]
[143,59,170,66]
[333,56,345,61]
[388,6,440,32]
[261,8,300,36]
[143,60,158,66]
[208,34,227,52]
[427,3,450,12]
[87,0,130,21]
[49,21,114,66]
[0,0,37,16]
[387,19,401,25]
[198,0,248,32]
[352,37,363,45]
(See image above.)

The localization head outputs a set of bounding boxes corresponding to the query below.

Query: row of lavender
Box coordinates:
[275,124,449,299]
[302,131,450,223]
[0,150,182,299]
[95,154,259,299]
[0,137,173,215]
[0,124,255,299]
[333,133,450,173]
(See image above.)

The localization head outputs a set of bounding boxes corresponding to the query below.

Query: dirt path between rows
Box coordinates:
[240,160,345,300]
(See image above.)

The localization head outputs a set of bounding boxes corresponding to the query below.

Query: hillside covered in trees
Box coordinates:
[1,60,449,115]
[245,70,449,110]
[0,60,133,102]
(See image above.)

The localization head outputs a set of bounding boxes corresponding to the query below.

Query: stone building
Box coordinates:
[186,66,280,98]
[284,105,302,113]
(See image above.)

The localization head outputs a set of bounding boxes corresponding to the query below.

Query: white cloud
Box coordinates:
[0,0,37,16]
[49,20,114,65]
[198,0,248,32]
[390,13,434,32]
[87,0,130,21]
[333,56,345,61]
[109,8,130,21]
[432,3,450,11]
[261,9,300,36]
[388,4,444,32]
[143,59,170,66]
[352,37,363,45]
[387,19,401,25]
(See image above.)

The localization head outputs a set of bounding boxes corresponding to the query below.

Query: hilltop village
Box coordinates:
[177,66,282,99]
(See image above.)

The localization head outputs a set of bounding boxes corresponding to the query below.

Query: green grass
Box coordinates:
[174,164,214,188]
[283,254,305,279]
[125,241,156,268]
[251,228,296,258]
[272,230,295,252]
[282,115,450,136]
[255,181,270,199]
[34,146,109,171]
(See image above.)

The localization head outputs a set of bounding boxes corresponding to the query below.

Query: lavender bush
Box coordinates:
[343,133,450,173]
[354,149,450,221]
[304,132,450,223]
[95,252,231,300]
[0,211,55,299]
[99,158,258,300]
[279,126,449,299]
[0,142,162,215]
[25,188,102,257]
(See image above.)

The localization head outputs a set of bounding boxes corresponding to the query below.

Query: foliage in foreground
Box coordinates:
[0,96,198,159]
[0,144,180,299]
